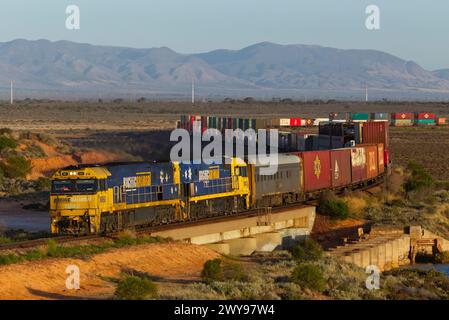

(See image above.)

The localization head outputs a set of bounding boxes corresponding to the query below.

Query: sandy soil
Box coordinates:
[0,243,219,300]
[311,214,366,235]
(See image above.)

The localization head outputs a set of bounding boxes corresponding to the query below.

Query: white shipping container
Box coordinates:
[313,118,330,126]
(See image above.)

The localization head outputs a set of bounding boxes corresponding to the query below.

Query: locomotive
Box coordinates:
[50,143,386,234]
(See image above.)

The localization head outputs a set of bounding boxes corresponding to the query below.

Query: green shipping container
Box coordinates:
[416,119,436,125]
[351,113,369,121]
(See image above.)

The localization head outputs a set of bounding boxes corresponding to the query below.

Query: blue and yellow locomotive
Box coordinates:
[50,158,250,234]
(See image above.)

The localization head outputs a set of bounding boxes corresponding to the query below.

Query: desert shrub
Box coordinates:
[0,253,22,265]
[0,135,17,151]
[33,177,51,191]
[291,263,326,292]
[343,194,368,217]
[115,275,158,300]
[222,263,249,282]
[290,238,323,262]
[0,156,32,178]
[404,162,434,193]
[201,258,223,283]
[318,198,349,220]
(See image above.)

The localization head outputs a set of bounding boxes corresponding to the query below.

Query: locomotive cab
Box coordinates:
[50,166,112,234]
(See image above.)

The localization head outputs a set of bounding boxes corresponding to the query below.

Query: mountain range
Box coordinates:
[0,39,448,99]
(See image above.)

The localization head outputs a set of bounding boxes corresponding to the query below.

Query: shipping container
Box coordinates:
[391,112,413,120]
[415,112,436,120]
[390,119,413,127]
[363,144,379,179]
[437,117,447,125]
[377,143,385,174]
[317,135,344,150]
[416,119,436,126]
[370,112,389,121]
[295,151,331,192]
[255,119,268,130]
[350,113,369,121]
[360,121,389,148]
[329,112,349,121]
[290,118,302,127]
[313,118,330,126]
[280,118,290,127]
[330,149,352,188]
[350,147,366,183]
[305,119,314,127]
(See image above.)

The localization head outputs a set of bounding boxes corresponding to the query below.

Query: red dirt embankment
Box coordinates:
[0,243,219,300]
[29,145,135,179]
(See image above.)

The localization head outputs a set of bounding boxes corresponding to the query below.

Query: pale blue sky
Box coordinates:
[0,0,448,69]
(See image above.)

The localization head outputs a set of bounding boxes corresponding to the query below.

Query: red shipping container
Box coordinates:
[330,149,351,188]
[391,113,413,120]
[295,151,331,192]
[350,147,366,183]
[377,143,385,173]
[362,121,389,148]
[363,145,379,179]
[290,118,302,127]
[416,112,436,120]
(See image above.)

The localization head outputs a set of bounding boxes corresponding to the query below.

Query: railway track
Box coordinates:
[0,177,385,253]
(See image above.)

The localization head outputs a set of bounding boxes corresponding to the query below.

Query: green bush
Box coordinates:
[318,198,349,220]
[223,263,249,282]
[291,263,326,292]
[115,275,158,300]
[201,259,223,283]
[0,156,32,178]
[35,177,51,191]
[404,162,434,193]
[290,239,323,262]
[0,135,17,151]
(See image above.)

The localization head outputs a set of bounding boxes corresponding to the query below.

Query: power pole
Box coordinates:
[10,80,14,105]
[365,86,368,103]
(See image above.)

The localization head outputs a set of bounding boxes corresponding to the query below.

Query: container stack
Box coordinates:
[415,112,436,126]
[390,113,413,126]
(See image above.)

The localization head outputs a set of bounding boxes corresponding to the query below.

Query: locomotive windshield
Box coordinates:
[52,179,97,194]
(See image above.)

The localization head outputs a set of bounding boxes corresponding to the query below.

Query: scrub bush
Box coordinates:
[291,263,326,292]
[115,275,158,300]
[201,258,223,283]
[290,238,323,262]
[404,162,434,193]
[318,198,349,220]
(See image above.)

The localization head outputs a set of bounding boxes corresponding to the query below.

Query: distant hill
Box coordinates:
[0,39,448,98]
[433,69,449,81]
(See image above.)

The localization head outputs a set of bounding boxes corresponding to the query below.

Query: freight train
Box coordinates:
[50,143,387,235]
